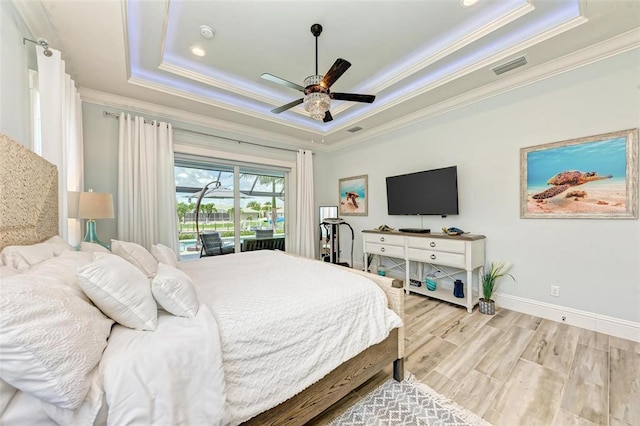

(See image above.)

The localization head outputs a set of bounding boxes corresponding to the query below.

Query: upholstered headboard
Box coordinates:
[0,133,58,251]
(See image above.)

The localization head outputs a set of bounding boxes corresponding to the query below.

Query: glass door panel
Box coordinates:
[175,162,286,260]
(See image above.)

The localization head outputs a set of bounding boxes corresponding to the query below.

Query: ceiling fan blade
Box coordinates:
[271,98,303,114]
[261,73,304,92]
[321,58,351,88]
[323,111,333,123]
[331,93,375,103]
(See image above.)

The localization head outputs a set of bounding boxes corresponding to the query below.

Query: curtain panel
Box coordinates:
[293,149,315,258]
[117,114,179,254]
[36,46,84,244]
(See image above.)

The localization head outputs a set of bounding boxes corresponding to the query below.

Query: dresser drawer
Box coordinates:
[408,238,465,254]
[407,248,465,268]
[364,233,405,246]
[366,243,405,258]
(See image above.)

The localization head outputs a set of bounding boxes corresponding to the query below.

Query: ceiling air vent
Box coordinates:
[347,126,363,133]
[492,56,528,76]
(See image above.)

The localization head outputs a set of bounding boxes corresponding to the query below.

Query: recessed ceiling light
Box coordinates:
[461,0,479,7]
[190,46,206,57]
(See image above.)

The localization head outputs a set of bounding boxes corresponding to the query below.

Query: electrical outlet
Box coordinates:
[550,285,560,297]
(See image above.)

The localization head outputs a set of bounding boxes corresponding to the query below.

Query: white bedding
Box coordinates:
[1,249,400,426]
[180,250,402,424]
[100,305,227,426]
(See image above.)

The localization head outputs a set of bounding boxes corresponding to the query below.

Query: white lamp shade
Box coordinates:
[77,192,114,220]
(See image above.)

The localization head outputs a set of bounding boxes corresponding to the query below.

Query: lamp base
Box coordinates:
[83,220,110,249]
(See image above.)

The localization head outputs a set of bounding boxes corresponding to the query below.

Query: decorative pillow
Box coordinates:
[151,243,178,267]
[45,236,74,256]
[152,264,200,318]
[0,242,55,271]
[76,254,157,331]
[0,265,19,278]
[25,251,94,302]
[0,275,113,409]
[111,240,158,277]
[79,242,111,254]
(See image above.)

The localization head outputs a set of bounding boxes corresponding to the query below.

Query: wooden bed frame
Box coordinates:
[0,133,405,426]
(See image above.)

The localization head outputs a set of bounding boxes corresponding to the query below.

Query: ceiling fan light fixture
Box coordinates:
[304,92,330,121]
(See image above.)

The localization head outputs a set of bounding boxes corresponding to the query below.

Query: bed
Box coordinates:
[0,133,405,425]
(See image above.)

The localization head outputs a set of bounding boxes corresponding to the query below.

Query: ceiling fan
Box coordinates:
[261,24,376,123]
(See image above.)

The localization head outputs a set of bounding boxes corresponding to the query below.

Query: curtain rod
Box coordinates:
[102,111,304,154]
[23,38,53,57]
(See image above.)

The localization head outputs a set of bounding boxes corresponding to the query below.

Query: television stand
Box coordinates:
[399,228,430,234]
[363,230,486,313]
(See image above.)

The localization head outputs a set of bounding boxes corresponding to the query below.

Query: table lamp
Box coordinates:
[77,189,114,248]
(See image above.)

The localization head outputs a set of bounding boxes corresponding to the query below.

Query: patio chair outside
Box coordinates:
[200,232,234,257]
[255,229,274,239]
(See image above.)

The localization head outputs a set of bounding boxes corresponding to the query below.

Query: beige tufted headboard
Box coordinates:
[0,133,59,251]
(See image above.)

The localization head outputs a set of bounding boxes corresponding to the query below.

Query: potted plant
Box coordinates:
[479,261,514,315]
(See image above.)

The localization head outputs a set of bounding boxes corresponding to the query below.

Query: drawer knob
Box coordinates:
[430,242,436,248]
[381,247,386,252]
[380,237,385,242]
[430,254,436,260]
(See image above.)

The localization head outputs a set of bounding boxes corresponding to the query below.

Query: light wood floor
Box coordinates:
[311,293,640,425]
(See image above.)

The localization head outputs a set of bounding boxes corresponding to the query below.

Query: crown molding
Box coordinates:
[78,87,322,151]
[325,14,589,137]
[328,28,640,152]
[79,28,638,155]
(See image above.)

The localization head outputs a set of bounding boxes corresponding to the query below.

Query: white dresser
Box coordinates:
[363,230,486,313]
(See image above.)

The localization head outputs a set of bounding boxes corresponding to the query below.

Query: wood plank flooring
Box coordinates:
[311,293,640,425]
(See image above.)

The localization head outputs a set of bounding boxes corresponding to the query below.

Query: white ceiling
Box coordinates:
[14,0,640,151]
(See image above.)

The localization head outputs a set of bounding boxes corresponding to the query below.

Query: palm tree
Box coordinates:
[256,175,284,230]
[246,200,261,212]
[199,202,217,225]
[176,202,191,231]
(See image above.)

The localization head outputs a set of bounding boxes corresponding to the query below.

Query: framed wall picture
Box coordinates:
[520,128,638,219]
[339,175,368,216]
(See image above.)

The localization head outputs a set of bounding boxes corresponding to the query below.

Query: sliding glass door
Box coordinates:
[174,158,286,260]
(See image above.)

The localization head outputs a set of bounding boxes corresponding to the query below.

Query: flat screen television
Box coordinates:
[386,166,459,216]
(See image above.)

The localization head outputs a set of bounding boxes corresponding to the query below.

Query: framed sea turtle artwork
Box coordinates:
[520,128,638,219]
[339,175,368,216]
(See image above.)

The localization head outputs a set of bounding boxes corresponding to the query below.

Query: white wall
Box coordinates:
[315,50,640,324]
[0,0,33,146]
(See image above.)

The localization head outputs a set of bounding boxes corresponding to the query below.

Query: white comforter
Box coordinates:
[100,305,227,426]
[2,250,400,426]
[180,250,402,425]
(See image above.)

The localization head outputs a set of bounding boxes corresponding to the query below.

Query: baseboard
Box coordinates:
[494,292,640,343]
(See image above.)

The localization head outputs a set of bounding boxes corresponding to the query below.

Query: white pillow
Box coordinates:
[0,265,19,278]
[0,275,113,409]
[0,242,55,271]
[152,264,200,318]
[111,240,158,277]
[78,242,111,254]
[77,254,157,331]
[25,251,95,302]
[151,243,178,267]
[45,236,73,256]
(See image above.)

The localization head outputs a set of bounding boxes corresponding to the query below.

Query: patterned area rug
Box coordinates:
[329,375,490,426]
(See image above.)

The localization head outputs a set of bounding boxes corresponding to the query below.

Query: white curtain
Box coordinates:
[117,113,179,254]
[293,149,315,258]
[36,46,84,244]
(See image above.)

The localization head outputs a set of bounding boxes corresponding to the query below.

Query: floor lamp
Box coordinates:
[77,189,114,249]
